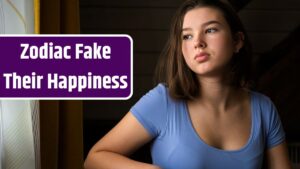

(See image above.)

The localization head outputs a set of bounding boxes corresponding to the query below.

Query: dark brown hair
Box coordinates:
[154,0,252,100]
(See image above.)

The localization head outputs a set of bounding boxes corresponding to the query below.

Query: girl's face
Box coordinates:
[181,7,243,78]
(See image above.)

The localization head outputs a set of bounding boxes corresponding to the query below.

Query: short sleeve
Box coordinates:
[130,84,169,137]
[263,97,286,149]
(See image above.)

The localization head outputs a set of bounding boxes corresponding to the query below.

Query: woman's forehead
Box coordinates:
[182,7,227,28]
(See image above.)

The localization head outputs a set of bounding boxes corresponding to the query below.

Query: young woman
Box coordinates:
[84,0,292,169]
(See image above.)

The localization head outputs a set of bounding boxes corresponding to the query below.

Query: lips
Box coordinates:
[194,52,209,62]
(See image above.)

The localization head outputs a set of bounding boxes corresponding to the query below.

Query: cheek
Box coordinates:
[212,36,235,56]
[182,43,188,57]
[182,43,196,72]
[181,43,192,70]
[182,42,192,60]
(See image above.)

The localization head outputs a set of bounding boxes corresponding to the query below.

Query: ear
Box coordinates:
[233,32,244,53]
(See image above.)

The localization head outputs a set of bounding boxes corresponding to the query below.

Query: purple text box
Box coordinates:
[0,35,133,99]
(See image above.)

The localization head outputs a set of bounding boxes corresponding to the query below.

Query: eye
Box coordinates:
[205,28,218,34]
[182,34,193,40]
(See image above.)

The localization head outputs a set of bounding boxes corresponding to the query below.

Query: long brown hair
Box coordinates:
[154,0,252,100]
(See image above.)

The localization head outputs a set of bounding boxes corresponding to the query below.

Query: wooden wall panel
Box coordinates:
[80,8,174,30]
[80,0,183,8]
[245,0,300,9]
[239,10,300,32]
[134,53,160,75]
[248,32,289,53]
[240,0,300,62]
[81,30,168,52]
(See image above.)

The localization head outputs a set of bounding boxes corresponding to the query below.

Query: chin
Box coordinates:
[194,69,226,78]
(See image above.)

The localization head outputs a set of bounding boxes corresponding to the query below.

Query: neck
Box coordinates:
[196,76,241,112]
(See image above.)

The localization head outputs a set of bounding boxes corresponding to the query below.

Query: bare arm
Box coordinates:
[84,112,161,169]
[266,141,292,169]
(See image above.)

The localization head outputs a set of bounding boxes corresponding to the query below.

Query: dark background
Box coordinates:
[80,0,300,164]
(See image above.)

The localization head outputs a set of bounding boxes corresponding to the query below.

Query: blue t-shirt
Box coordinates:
[130,84,285,169]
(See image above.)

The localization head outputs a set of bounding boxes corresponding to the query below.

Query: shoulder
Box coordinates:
[250,91,280,128]
[250,91,271,102]
[137,83,171,105]
[130,83,180,117]
[250,91,286,148]
[130,83,175,136]
[250,91,285,139]
[250,91,275,111]
[149,83,169,97]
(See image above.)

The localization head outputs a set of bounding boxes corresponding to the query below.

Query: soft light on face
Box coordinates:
[181,7,240,78]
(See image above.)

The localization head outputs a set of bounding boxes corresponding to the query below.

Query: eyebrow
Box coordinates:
[182,20,222,32]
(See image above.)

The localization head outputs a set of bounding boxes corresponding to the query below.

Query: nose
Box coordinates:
[194,35,206,49]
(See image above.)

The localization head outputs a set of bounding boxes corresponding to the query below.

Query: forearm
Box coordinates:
[84,151,161,169]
